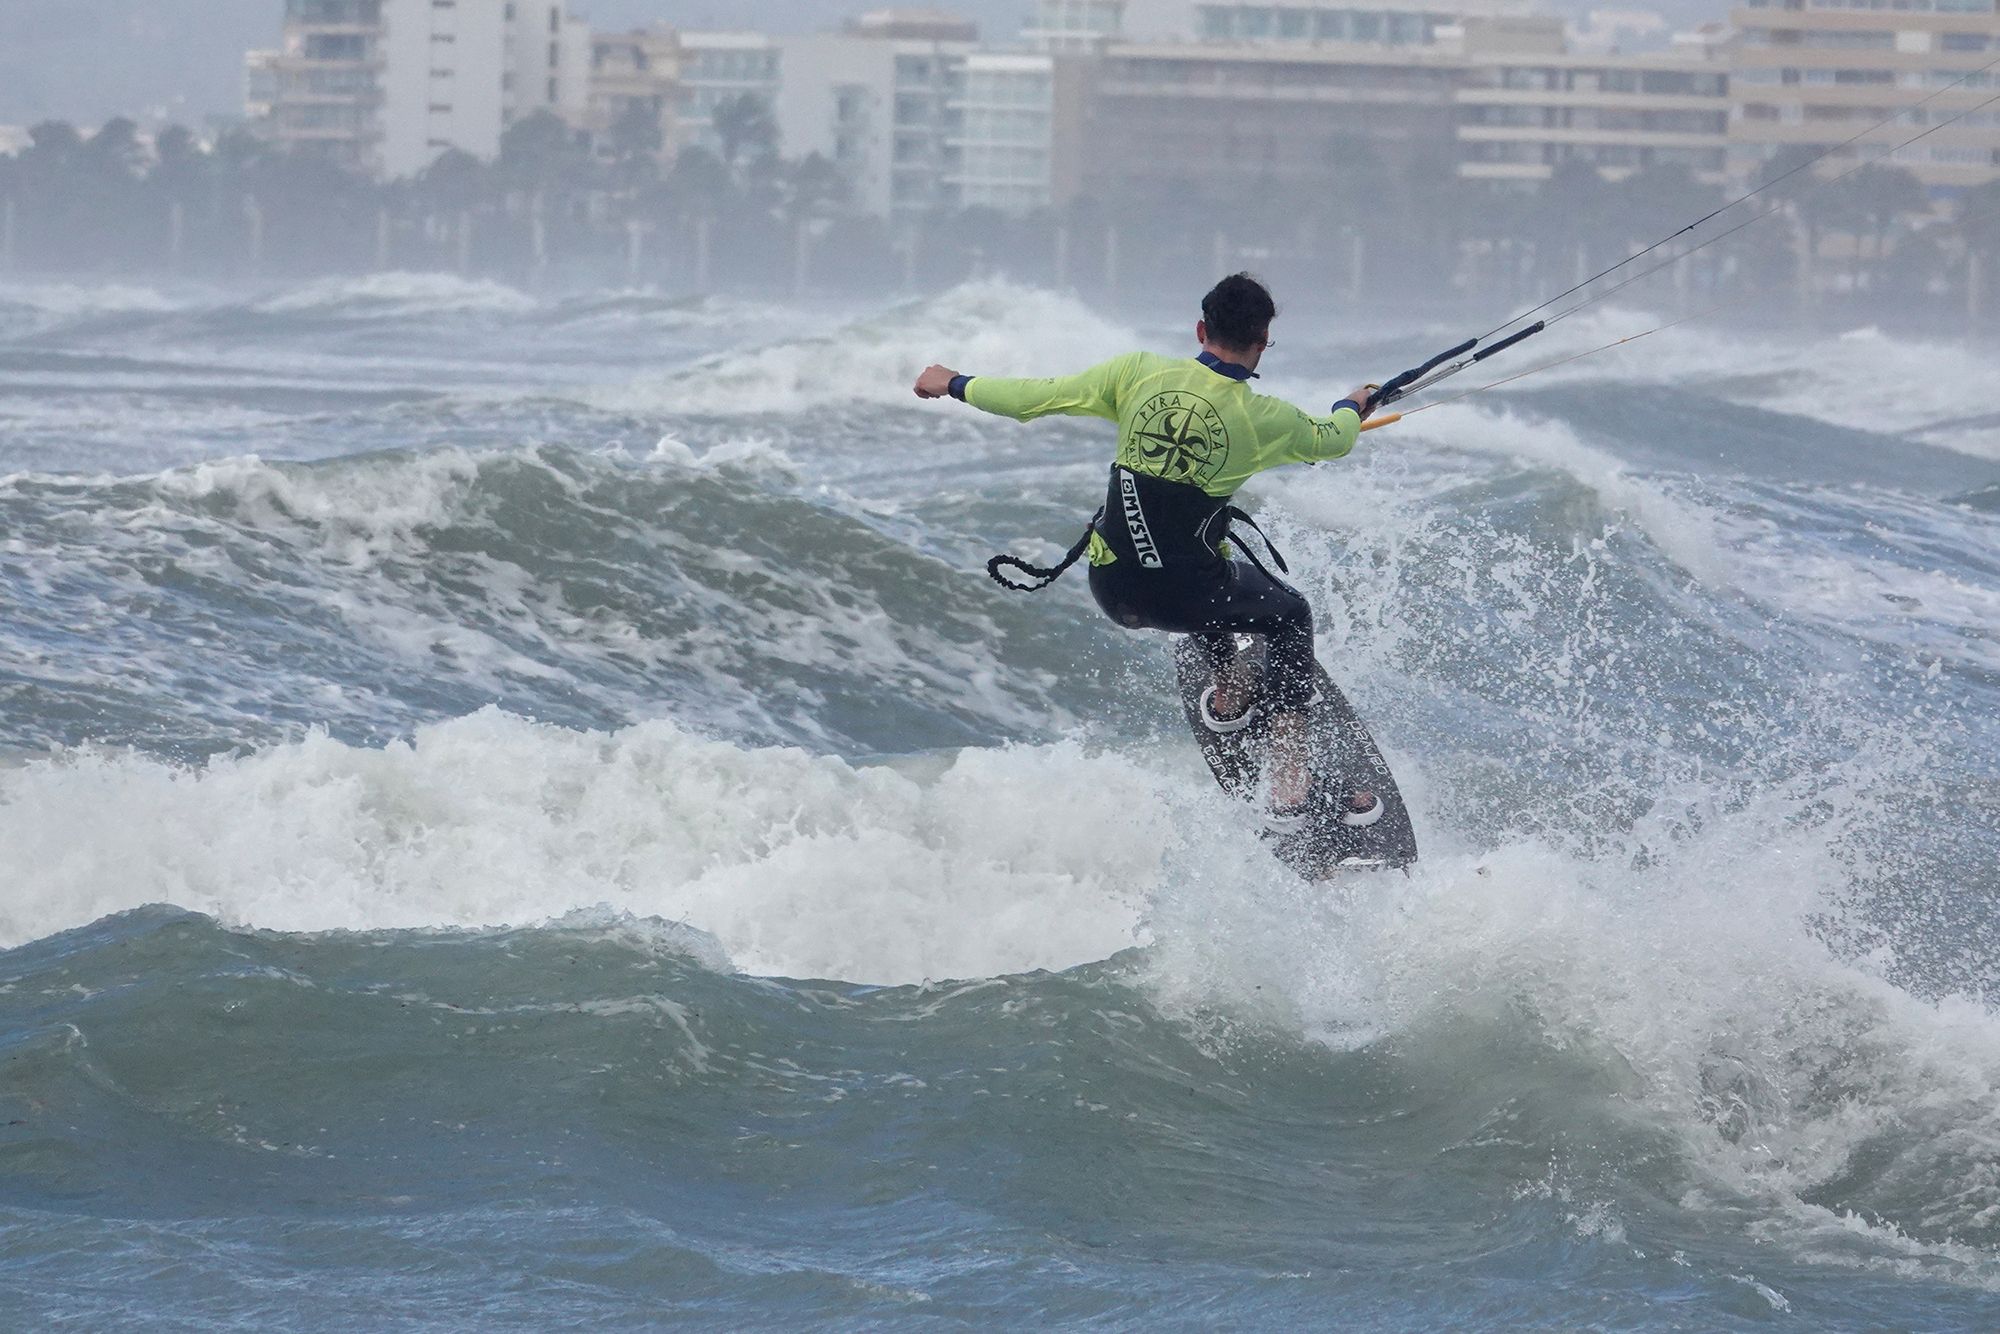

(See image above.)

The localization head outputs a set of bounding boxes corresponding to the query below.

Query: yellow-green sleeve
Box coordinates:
[1273,403,1362,465]
[961,354,1135,423]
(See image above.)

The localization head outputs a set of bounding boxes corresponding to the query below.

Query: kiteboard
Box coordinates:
[1174,635,1419,878]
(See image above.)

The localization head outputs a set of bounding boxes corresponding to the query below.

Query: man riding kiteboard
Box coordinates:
[913,273,1380,831]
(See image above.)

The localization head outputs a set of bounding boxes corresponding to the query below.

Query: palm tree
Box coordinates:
[662,145,732,221]
[498,110,592,198]
[709,93,777,181]
[84,117,147,180]
[1839,162,1929,291]
[1957,179,2000,261]
[1529,159,1614,287]
[781,151,845,226]
[604,100,664,190]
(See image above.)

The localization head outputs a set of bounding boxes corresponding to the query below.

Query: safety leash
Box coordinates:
[986,508,1104,592]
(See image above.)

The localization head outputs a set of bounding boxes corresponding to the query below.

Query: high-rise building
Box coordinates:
[510,2,593,130]
[1070,21,1472,212]
[1730,0,2000,193]
[590,27,681,160]
[245,0,385,172]
[377,0,510,176]
[1457,17,1732,186]
[245,0,593,179]
[759,19,976,218]
[1023,0,1128,52]
[949,53,1061,212]
[675,32,782,159]
[1189,0,1524,46]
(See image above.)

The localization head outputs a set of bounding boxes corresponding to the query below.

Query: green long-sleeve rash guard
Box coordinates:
[961,350,1363,500]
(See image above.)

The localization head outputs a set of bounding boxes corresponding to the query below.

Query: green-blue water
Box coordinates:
[3,274,1999,1328]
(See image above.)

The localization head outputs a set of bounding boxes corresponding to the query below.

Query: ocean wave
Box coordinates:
[1447,306,2000,461]
[593,279,1138,416]
[253,271,539,317]
[0,441,1123,757]
[0,709,1170,982]
[6,703,2000,1292]
[0,280,186,318]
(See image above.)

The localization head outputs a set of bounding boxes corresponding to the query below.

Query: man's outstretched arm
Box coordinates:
[912,356,1136,423]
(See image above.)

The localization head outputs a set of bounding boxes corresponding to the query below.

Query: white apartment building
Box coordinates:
[1023,0,1129,51]
[246,0,384,171]
[948,54,1060,212]
[675,32,782,157]
[758,26,976,217]
[247,0,592,180]
[378,1,510,175]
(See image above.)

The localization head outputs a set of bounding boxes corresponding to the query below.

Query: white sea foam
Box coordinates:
[1140,734,2000,1288]
[594,279,1139,416]
[0,280,185,317]
[0,709,1174,984]
[1456,305,2000,460]
[256,271,538,316]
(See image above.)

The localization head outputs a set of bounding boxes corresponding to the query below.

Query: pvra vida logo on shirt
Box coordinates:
[1128,391,1229,488]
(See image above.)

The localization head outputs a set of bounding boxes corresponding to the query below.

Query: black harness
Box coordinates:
[986,465,1289,593]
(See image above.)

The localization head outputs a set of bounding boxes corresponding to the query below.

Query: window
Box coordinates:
[549,5,560,33]
[1278,9,1309,38]
[304,32,368,59]
[429,103,452,114]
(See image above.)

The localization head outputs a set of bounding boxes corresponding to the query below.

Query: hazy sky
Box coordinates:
[0,0,1034,128]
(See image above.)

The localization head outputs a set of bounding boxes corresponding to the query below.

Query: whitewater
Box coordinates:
[2,273,1998,1329]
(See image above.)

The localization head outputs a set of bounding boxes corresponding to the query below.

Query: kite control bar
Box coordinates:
[1369,320,1547,415]
[1369,338,1474,411]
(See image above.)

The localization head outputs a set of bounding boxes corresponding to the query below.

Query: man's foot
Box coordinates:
[1340,790,1383,828]
[1264,795,1311,834]
[1198,685,1257,734]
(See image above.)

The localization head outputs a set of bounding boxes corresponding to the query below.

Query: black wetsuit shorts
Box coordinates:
[1087,556,1316,712]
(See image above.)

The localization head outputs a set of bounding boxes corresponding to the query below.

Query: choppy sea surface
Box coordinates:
[3,271,1999,1329]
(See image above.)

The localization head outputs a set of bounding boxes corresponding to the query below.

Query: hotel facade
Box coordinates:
[1730,0,2000,193]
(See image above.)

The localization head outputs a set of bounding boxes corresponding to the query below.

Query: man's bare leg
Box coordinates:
[1268,713,1380,819]
[1206,651,1258,723]
[1267,709,1309,811]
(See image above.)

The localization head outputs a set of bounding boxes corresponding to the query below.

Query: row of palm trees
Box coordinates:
[2,99,1997,321]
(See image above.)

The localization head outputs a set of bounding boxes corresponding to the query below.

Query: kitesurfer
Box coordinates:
[914,273,1377,829]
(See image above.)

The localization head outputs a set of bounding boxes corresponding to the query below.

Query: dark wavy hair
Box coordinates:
[1201,273,1277,353]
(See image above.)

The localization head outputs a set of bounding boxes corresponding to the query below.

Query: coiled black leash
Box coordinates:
[986,508,1103,592]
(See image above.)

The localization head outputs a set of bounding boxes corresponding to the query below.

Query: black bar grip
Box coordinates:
[1373,337,1478,407]
[1412,337,1479,377]
[1471,320,1545,363]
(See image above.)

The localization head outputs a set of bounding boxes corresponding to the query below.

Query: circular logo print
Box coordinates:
[1127,390,1229,487]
